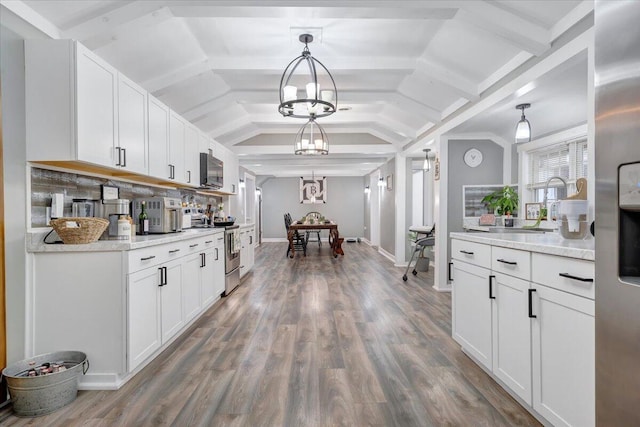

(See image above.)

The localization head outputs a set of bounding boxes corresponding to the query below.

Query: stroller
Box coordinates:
[402,225,435,281]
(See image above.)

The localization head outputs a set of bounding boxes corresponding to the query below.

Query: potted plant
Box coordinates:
[481,185,519,227]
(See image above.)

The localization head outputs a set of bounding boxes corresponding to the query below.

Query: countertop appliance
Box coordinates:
[595,1,640,424]
[223,225,240,296]
[96,199,130,240]
[200,152,224,189]
[132,197,182,234]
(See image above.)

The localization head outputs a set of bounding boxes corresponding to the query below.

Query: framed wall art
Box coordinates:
[386,174,393,191]
[300,176,326,204]
[526,202,542,220]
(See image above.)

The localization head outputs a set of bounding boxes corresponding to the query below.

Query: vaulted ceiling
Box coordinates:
[2,0,592,177]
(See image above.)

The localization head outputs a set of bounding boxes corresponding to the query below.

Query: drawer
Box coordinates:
[532,253,594,300]
[491,246,531,281]
[451,239,491,268]
[128,240,186,273]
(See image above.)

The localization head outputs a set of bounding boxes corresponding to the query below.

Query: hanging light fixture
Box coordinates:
[423,148,432,171]
[364,185,370,194]
[239,178,245,189]
[278,34,337,119]
[515,103,531,143]
[294,117,329,155]
[378,177,385,187]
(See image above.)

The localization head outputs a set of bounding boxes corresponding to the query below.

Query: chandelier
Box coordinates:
[278,34,337,119]
[294,118,329,155]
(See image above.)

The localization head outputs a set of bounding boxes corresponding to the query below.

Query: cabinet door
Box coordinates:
[184,124,199,185]
[532,285,595,427]
[247,228,255,271]
[117,74,148,174]
[492,273,532,405]
[451,260,493,370]
[128,267,162,371]
[76,43,117,167]
[148,95,170,180]
[169,111,186,184]
[225,149,238,194]
[239,230,248,278]
[183,253,202,323]
[213,236,225,296]
[161,259,184,343]
[200,246,218,308]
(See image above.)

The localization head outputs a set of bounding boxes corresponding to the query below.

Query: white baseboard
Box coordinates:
[378,247,396,263]
[262,237,289,243]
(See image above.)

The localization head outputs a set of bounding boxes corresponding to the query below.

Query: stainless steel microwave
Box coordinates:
[199,152,224,189]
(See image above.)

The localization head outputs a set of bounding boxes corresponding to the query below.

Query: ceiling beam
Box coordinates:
[233,144,398,156]
[0,0,61,39]
[412,58,480,101]
[457,2,550,56]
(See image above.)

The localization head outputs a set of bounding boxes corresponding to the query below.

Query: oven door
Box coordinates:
[224,266,240,296]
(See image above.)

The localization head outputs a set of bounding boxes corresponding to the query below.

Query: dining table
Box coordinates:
[287,220,344,258]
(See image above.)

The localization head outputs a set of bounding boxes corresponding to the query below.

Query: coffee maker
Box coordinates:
[96,199,131,240]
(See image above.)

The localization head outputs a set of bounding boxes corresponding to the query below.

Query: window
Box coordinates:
[527,138,588,204]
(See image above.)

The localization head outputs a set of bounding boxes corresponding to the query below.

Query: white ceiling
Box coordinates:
[2,0,592,177]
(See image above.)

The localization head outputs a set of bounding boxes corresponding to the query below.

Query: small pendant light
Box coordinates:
[423,148,432,171]
[515,103,531,143]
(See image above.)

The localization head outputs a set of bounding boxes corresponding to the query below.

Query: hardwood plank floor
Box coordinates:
[0,242,540,426]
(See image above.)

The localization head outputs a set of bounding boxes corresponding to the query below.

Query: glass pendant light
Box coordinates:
[515,103,531,143]
[423,148,432,171]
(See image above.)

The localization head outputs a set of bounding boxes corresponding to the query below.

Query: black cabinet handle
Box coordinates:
[187,170,191,183]
[489,275,496,299]
[190,243,199,248]
[250,235,253,245]
[559,272,594,282]
[448,262,453,281]
[140,255,156,261]
[115,147,122,166]
[169,164,175,179]
[200,253,206,268]
[205,240,213,244]
[528,289,537,318]
[121,148,126,167]
[460,250,474,255]
[169,249,180,254]
[215,248,219,261]
[158,266,167,286]
[497,258,517,265]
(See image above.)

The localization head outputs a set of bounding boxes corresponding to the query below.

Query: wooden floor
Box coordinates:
[0,242,539,426]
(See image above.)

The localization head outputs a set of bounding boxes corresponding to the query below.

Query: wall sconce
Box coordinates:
[364,185,370,194]
[378,177,385,187]
[515,103,531,143]
[423,148,432,171]
[239,178,245,189]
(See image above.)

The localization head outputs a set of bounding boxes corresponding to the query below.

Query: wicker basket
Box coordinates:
[49,217,109,244]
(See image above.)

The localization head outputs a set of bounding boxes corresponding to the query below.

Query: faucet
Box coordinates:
[543,176,568,220]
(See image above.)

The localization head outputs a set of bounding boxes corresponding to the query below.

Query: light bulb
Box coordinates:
[306,82,318,99]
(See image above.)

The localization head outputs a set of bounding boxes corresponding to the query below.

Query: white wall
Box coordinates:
[1,25,28,363]
[261,176,365,240]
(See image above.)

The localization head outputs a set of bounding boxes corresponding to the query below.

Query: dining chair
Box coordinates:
[284,213,306,256]
[304,211,322,247]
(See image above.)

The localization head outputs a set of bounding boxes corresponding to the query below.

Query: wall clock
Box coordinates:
[464,148,483,168]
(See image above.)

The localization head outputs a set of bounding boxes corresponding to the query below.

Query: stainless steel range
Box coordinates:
[223,225,241,296]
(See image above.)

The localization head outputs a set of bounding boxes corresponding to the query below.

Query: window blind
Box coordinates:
[527,138,588,202]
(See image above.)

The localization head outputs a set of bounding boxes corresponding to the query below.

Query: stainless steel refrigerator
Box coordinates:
[595,1,640,424]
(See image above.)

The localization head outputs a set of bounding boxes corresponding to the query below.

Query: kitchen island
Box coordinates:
[26,228,228,390]
[449,231,594,426]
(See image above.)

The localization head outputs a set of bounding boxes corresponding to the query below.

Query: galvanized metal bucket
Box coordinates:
[415,256,430,272]
[1,351,89,417]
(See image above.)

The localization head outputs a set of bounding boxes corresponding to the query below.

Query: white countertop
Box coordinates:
[27,227,225,253]
[450,231,595,261]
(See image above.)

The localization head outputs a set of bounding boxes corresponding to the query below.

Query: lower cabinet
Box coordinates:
[239,226,255,278]
[127,266,161,371]
[182,253,202,323]
[450,237,594,426]
[531,284,595,427]
[202,235,225,306]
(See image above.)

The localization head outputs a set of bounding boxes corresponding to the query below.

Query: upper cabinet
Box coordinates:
[25,40,240,193]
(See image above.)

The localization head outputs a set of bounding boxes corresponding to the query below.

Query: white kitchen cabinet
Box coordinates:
[148,95,171,180]
[202,235,225,307]
[117,74,148,174]
[451,258,493,370]
[161,258,185,343]
[182,252,203,323]
[26,40,118,165]
[128,266,162,371]
[239,226,255,278]
[184,123,199,185]
[531,283,595,427]
[216,145,238,194]
[450,235,595,426]
[169,111,186,185]
[492,272,532,405]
